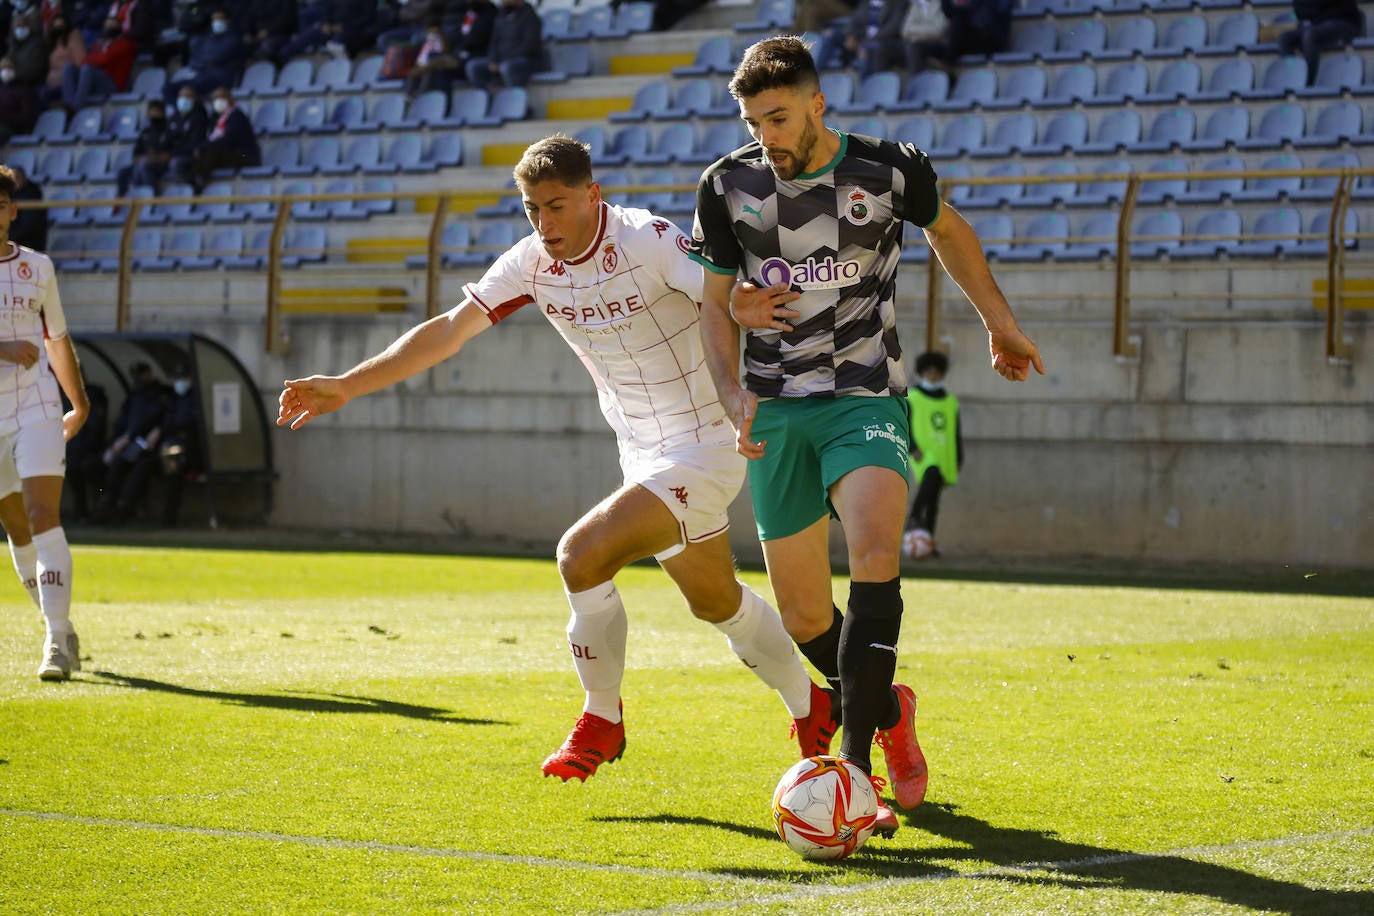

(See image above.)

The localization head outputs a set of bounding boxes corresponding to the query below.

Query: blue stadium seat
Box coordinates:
[1234,152,1303,202]
[241,137,300,177]
[1196,57,1254,102]
[489,87,528,124]
[325,96,366,133]
[541,8,572,41]
[5,148,36,175]
[938,161,973,205]
[1071,161,1129,208]
[11,109,68,147]
[1246,55,1308,101]
[274,59,316,96]
[1100,16,1156,59]
[35,148,74,184]
[145,183,204,224]
[971,213,1013,259]
[279,136,337,177]
[111,66,166,103]
[85,186,123,227]
[1088,61,1148,106]
[734,0,795,31]
[400,89,460,129]
[234,180,278,220]
[965,162,1025,208]
[627,168,683,213]
[574,125,609,162]
[893,116,935,149]
[986,65,1046,110]
[85,229,122,271]
[819,71,855,110]
[1020,161,1080,208]
[331,134,385,175]
[934,67,995,111]
[1148,14,1208,57]
[237,60,278,97]
[166,227,216,269]
[571,5,623,40]
[1129,210,1184,258]
[1137,157,1190,204]
[1181,104,1249,152]
[365,93,406,130]
[609,80,670,123]
[641,122,700,165]
[206,226,248,268]
[1291,151,1359,202]
[697,121,747,162]
[361,176,397,215]
[221,227,270,270]
[1234,207,1303,256]
[470,222,518,265]
[68,107,104,142]
[308,178,369,222]
[48,232,85,268]
[406,222,476,269]
[616,2,655,34]
[930,113,986,157]
[1133,107,1195,154]
[1081,109,1142,154]
[105,104,142,142]
[1238,102,1306,150]
[995,20,1057,64]
[1178,155,1245,203]
[59,147,109,186]
[1295,99,1365,147]
[1001,212,1070,261]
[343,55,392,93]
[253,98,290,135]
[426,133,464,168]
[47,188,85,227]
[1055,19,1107,60]
[673,35,734,76]
[1298,53,1364,98]
[288,97,330,134]
[597,124,651,167]
[661,78,714,119]
[1199,12,1259,54]
[281,225,328,267]
[305,57,351,96]
[130,227,169,271]
[196,181,244,222]
[598,170,630,206]
[975,112,1037,157]
[388,133,429,173]
[1140,59,1201,104]
[1044,64,1096,106]
[1293,209,1358,256]
[844,116,888,140]
[836,71,901,114]
[533,42,594,83]
[890,69,949,112]
[1173,208,1243,258]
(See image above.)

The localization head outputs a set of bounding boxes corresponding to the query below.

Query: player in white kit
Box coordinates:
[0,164,92,680]
[277,136,835,781]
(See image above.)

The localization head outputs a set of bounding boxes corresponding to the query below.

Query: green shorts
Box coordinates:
[747,396,911,541]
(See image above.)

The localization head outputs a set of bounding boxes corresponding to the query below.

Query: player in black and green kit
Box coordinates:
[903,350,961,561]
[693,35,1044,838]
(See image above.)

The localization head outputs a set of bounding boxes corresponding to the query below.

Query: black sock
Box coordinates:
[837,578,904,773]
[796,605,844,723]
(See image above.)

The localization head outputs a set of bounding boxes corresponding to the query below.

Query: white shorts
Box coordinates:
[0,419,66,498]
[620,429,746,562]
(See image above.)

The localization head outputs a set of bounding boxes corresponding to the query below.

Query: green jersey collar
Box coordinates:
[796,129,846,181]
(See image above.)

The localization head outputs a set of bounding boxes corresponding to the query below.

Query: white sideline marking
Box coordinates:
[608,826,1374,916]
[0,808,785,887]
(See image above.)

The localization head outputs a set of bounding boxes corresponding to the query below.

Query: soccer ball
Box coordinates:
[772,756,878,860]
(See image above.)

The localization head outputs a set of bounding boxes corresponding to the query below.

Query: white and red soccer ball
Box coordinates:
[772,755,878,860]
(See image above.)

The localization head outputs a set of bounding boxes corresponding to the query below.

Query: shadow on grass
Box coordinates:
[600,805,1373,913]
[87,670,507,725]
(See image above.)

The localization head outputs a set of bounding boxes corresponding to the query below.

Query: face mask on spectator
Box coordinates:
[12,1,30,12]
[176,97,193,113]
[212,97,229,113]
[173,379,192,396]
[211,18,228,34]
[12,26,28,40]
[0,69,13,83]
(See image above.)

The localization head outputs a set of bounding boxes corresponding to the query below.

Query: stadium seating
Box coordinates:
[976,112,1037,157]
[610,80,670,122]
[1137,157,1189,204]
[965,162,1025,208]
[1292,152,1360,202]
[1024,110,1088,155]
[673,35,734,76]
[1001,212,1070,261]
[1293,210,1358,256]
[1088,61,1149,106]
[1234,152,1303,202]
[1129,210,1184,258]
[1197,57,1255,101]
[890,70,949,112]
[1140,59,1201,103]
[1295,100,1365,147]
[1178,155,1246,203]
[1021,161,1080,207]
[1182,105,1250,152]
[987,65,1047,109]
[1173,208,1243,258]
[1234,207,1303,257]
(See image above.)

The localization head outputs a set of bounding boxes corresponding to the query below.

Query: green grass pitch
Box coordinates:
[1,545,1371,914]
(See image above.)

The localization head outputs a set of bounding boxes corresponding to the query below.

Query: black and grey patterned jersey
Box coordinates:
[691,130,941,399]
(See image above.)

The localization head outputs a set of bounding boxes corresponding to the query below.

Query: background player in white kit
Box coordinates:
[0,164,91,680]
[277,136,836,784]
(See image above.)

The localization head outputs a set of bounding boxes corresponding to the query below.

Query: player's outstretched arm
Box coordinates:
[701,270,765,459]
[45,335,89,441]
[278,300,491,430]
[923,204,1045,382]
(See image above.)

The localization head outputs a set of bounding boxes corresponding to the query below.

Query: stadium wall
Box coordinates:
[146,306,1372,570]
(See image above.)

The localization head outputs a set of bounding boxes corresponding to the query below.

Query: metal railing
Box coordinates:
[21,165,1370,363]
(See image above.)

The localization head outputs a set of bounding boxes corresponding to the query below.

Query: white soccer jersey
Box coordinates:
[0,243,66,436]
[464,203,730,455]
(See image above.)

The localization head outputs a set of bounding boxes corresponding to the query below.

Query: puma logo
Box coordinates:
[742,204,765,224]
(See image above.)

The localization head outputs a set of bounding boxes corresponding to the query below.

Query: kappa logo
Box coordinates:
[601,243,618,272]
[670,486,689,507]
[17,261,32,280]
[651,219,671,237]
[544,261,566,276]
[741,203,765,224]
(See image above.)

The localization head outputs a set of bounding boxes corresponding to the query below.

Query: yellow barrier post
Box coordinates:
[425,194,452,320]
[265,195,292,354]
[115,198,144,332]
[1114,173,1140,361]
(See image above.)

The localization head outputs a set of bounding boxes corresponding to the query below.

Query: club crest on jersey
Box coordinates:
[601,243,618,272]
[758,255,862,291]
[844,189,873,226]
[17,261,32,280]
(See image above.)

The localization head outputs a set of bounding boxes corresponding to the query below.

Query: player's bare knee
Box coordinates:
[26,506,61,535]
[847,542,902,582]
[556,533,609,593]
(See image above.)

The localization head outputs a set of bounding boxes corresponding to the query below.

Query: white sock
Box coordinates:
[565,582,628,724]
[714,584,813,718]
[33,527,73,641]
[8,538,40,611]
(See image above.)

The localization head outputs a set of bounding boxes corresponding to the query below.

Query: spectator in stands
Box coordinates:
[96,361,168,525]
[794,0,856,33]
[376,0,441,49]
[900,0,946,71]
[842,0,909,77]
[165,8,243,102]
[156,364,201,527]
[38,0,68,32]
[59,15,135,110]
[169,84,207,184]
[117,98,175,196]
[8,10,49,87]
[9,164,45,252]
[463,0,540,90]
[69,1,109,42]
[278,0,380,61]
[42,13,84,106]
[406,19,458,95]
[241,0,298,63]
[106,0,159,51]
[650,0,706,31]
[1277,0,1364,85]
[907,0,1011,72]
[448,0,494,72]
[190,85,259,191]
[0,55,39,143]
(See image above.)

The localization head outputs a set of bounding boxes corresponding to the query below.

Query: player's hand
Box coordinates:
[0,341,39,368]
[728,280,800,332]
[720,385,765,459]
[277,376,348,430]
[988,326,1045,382]
[61,406,87,442]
